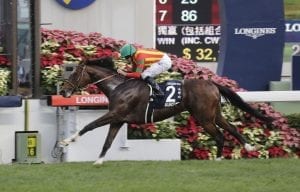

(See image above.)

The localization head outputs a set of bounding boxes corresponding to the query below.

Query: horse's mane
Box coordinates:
[85,57,116,72]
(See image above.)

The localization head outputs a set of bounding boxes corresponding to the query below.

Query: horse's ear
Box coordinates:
[103,57,113,64]
[85,57,115,70]
[100,57,115,69]
[86,58,101,65]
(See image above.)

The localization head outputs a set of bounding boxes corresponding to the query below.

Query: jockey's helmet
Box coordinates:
[120,44,136,59]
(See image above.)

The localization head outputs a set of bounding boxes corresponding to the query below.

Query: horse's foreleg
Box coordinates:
[59,131,80,146]
[79,112,116,136]
[60,112,115,146]
[94,122,123,165]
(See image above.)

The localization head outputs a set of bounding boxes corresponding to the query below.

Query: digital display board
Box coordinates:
[156,0,220,62]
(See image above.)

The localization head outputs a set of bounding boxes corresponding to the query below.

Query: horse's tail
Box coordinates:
[213,82,273,123]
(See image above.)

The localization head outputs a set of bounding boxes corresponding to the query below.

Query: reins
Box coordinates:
[89,74,116,86]
[64,72,117,92]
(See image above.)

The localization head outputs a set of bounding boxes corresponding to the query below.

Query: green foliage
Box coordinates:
[180,140,193,159]
[221,103,244,123]
[152,120,179,140]
[155,71,182,83]
[41,65,63,95]
[285,0,300,19]
[0,68,11,95]
[127,125,154,139]
[0,160,299,192]
[128,120,179,140]
[285,113,300,130]
[174,111,190,125]
[40,40,60,54]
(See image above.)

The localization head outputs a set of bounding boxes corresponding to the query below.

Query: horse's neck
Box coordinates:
[92,69,125,97]
[99,79,123,97]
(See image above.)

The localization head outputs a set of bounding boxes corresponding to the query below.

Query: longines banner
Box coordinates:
[285,20,300,42]
[217,0,285,91]
[293,56,300,90]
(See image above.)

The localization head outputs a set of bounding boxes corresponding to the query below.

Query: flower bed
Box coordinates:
[0,54,11,96]
[40,28,300,159]
[40,29,124,94]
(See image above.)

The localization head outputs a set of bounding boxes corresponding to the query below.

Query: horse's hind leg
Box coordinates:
[60,112,115,146]
[201,122,224,160]
[94,122,123,165]
[215,109,256,151]
[188,93,224,159]
[191,113,224,159]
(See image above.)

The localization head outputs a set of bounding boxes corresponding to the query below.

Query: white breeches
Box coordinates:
[141,53,172,79]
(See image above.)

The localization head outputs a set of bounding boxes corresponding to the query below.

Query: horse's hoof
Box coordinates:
[59,140,69,147]
[93,158,104,165]
[244,143,256,151]
[215,157,222,161]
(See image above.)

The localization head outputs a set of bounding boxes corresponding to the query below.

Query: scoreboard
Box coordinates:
[155,0,220,62]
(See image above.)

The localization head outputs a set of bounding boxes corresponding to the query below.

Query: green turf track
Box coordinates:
[285,0,300,20]
[0,159,299,192]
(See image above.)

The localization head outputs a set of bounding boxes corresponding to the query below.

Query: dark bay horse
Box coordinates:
[59,57,272,164]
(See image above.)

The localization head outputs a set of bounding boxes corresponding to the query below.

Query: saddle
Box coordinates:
[145,80,182,123]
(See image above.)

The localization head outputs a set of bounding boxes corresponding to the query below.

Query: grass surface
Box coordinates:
[0,159,299,192]
[285,0,300,19]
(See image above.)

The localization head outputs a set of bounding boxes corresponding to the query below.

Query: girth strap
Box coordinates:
[145,85,154,123]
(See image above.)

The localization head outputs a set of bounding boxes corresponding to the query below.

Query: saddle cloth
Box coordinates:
[145,80,182,123]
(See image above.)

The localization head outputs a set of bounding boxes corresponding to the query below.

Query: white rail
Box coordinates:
[237,91,300,102]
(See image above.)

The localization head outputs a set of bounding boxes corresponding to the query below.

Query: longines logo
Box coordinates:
[285,22,300,32]
[56,0,96,10]
[234,27,277,39]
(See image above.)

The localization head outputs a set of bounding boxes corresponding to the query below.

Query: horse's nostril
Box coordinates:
[60,89,72,98]
[60,90,65,96]
[60,90,70,98]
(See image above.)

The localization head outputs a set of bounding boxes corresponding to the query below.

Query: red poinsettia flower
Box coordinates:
[83,84,102,94]
[193,148,210,160]
[241,148,260,158]
[268,146,288,158]
[0,55,10,66]
[64,44,85,57]
[223,131,240,145]
[129,123,156,134]
[91,48,113,58]
[222,147,233,159]
[40,54,64,68]
[176,116,201,143]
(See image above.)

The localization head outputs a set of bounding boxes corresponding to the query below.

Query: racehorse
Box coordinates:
[59,57,272,164]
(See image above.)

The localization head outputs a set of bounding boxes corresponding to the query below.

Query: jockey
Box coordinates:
[117,44,172,97]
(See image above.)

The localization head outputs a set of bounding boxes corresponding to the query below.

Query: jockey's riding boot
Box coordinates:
[144,77,164,97]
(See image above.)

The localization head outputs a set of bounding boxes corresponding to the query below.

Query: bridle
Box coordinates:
[63,64,87,92]
[63,64,116,92]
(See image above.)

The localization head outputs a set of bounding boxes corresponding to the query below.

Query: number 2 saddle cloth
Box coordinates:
[145,80,182,123]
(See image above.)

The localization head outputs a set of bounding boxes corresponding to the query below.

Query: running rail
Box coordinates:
[235,91,300,102]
